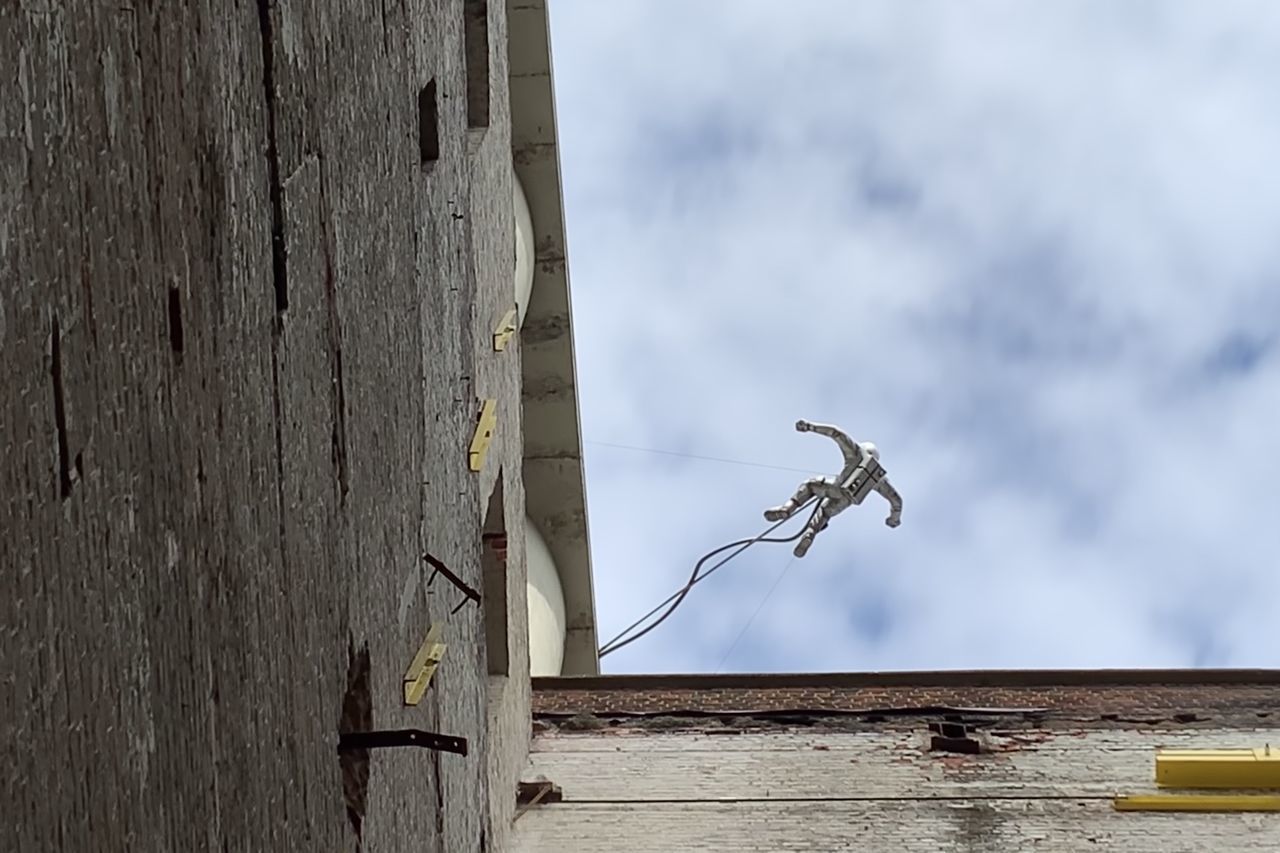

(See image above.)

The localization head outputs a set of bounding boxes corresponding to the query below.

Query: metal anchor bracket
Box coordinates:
[338,729,468,756]
[423,551,481,614]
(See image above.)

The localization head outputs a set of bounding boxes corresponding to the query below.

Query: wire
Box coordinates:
[714,554,799,673]
[597,510,806,657]
[597,498,821,659]
[585,440,821,476]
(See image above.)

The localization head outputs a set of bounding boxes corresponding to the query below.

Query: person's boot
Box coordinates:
[793,532,815,558]
[763,504,793,522]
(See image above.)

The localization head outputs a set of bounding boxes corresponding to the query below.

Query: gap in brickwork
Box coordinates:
[419,79,441,166]
[464,0,490,130]
[50,314,72,499]
[255,0,288,311]
[339,638,372,842]
[482,471,510,676]
[167,285,185,360]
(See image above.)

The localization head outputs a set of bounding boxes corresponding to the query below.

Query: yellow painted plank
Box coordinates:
[1115,794,1280,812]
[403,623,446,706]
[468,399,498,472]
[1156,747,1280,789]
[493,307,518,352]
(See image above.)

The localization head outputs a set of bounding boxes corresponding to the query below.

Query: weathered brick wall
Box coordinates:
[517,724,1280,852]
[516,676,1280,852]
[2,2,527,851]
[518,797,1280,852]
[467,4,536,852]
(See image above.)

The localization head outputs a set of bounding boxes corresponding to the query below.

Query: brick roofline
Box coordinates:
[534,669,1280,692]
[532,670,1280,717]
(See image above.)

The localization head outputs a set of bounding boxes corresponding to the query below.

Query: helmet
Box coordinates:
[860,442,880,461]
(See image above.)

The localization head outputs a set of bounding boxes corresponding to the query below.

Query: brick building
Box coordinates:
[516,671,1280,851]
[4,1,595,851]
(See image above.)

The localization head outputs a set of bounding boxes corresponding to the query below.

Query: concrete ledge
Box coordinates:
[510,0,599,676]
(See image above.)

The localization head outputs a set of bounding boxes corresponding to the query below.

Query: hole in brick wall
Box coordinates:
[50,314,72,500]
[418,79,440,166]
[167,285,185,360]
[464,0,490,130]
[516,780,563,807]
[339,638,372,842]
[482,472,509,676]
[929,721,983,754]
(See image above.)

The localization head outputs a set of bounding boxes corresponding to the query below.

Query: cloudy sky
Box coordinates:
[545,1,1280,674]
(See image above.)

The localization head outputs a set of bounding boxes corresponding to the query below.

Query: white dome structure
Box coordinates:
[513,172,535,328]
[525,515,566,676]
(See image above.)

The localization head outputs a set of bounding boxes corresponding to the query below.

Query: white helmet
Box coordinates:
[860,441,880,461]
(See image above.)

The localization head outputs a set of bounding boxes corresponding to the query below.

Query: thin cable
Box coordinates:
[597,498,820,659]
[598,529,787,656]
[596,532,773,659]
[714,554,799,673]
[585,440,821,476]
[597,509,807,658]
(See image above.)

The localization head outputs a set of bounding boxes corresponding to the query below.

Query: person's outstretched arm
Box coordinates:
[795,420,862,469]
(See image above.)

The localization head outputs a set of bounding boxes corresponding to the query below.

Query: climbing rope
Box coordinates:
[597,498,821,659]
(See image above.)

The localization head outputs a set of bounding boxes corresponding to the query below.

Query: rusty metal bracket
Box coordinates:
[515,780,563,821]
[423,551,481,613]
[338,729,468,756]
[517,780,563,806]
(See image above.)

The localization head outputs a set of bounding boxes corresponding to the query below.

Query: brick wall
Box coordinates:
[516,676,1280,852]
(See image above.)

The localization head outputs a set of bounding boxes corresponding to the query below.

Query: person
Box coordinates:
[763,420,903,558]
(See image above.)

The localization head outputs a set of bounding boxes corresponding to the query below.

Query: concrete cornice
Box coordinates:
[509,0,599,675]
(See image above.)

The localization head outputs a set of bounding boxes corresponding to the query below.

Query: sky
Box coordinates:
[544,1,1280,674]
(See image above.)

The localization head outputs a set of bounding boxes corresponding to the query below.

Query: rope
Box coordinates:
[597,498,821,659]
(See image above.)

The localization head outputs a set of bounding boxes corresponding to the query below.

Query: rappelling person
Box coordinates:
[763,420,903,558]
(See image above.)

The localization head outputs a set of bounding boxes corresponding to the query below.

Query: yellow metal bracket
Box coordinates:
[468,399,498,472]
[1156,747,1280,789]
[493,307,518,352]
[1115,794,1280,812]
[403,623,446,706]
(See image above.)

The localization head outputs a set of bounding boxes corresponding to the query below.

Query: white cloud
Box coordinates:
[549,0,1280,673]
